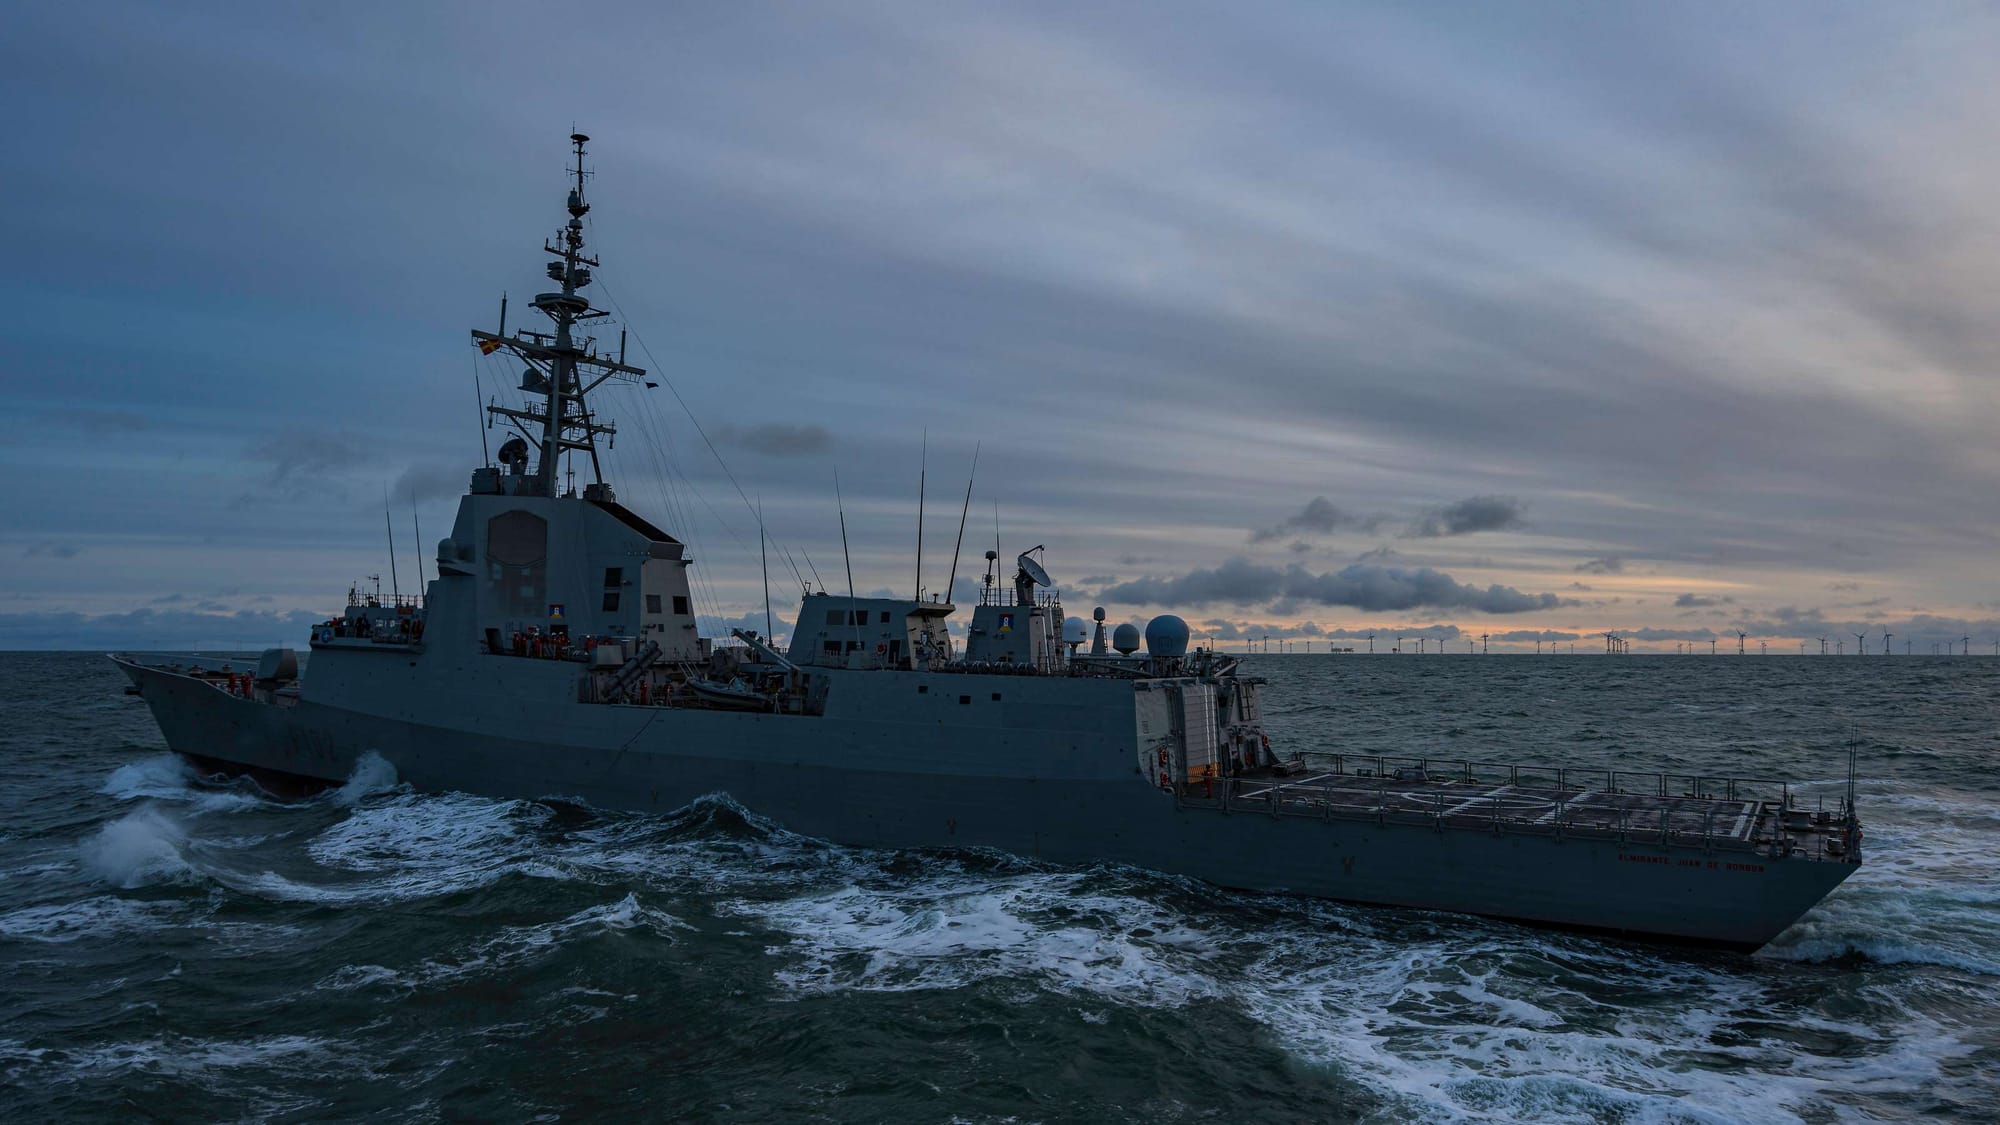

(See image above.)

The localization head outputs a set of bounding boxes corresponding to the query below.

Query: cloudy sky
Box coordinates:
[6,2,2000,652]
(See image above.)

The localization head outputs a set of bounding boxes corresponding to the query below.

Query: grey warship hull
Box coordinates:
[107,133,1860,952]
[113,653,1857,949]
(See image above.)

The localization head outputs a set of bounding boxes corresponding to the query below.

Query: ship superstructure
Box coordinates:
[112,136,1862,950]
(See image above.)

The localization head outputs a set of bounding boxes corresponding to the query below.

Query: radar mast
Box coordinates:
[471,133,646,498]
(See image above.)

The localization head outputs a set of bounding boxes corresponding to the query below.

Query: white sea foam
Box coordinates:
[734,871,1222,1005]
[79,806,200,889]
[330,750,400,806]
[100,754,196,800]
[314,892,687,994]
[99,754,269,813]
[0,1032,342,1079]
[0,896,191,943]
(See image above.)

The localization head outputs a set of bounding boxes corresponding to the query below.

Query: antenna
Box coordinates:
[835,467,858,659]
[471,133,645,498]
[914,430,927,601]
[759,500,773,643]
[383,486,400,601]
[945,442,980,606]
[474,365,490,467]
[412,487,425,590]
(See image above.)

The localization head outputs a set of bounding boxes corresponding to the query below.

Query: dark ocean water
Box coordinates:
[2,651,1995,1123]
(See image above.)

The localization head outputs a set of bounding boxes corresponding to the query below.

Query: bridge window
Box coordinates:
[602,593,620,612]
[673,595,690,615]
[646,594,662,614]
[603,567,624,588]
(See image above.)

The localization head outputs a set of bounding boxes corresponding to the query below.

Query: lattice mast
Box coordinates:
[472,133,646,497]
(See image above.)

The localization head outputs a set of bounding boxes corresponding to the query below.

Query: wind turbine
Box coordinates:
[1853,632,1866,655]
[1737,630,1748,655]
[1818,635,1828,655]
[1964,634,1973,656]
[1481,633,1489,654]
[1883,631,1892,655]
[1367,632,1375,653]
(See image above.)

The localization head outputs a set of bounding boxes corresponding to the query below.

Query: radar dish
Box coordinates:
[1112,623,1142,655]
[1018,553,1053,589]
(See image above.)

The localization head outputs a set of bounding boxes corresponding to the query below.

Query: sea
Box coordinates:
[1,650,1994,1123]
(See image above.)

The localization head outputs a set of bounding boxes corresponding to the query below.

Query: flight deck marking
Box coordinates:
[1729,802,1755,840]
[1533,791,1586,824]
[1442,785,1513,818]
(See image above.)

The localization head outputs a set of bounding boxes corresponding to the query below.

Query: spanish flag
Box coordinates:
[479,338,503,355]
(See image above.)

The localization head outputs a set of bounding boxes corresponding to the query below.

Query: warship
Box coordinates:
[113,135,1862,950]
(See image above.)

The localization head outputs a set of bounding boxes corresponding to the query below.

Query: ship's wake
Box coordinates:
[36,752,2000,1124]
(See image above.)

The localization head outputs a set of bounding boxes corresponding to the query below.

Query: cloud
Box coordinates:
[245,429,363,482]
[714,423,832,457]
[1574,556,1626,574]
[1249,496,1380,543]
[1493,629,1581,642]
[0,606,329,650]
[394,461,471,503]
[22,542,81,559]
[1406,495,1526,538]
[1099,558,1564,614]
[1673,593,1735,607]
[1624,627,1722,641]
[703,609,791,644]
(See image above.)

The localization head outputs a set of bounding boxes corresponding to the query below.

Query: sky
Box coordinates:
[5,2,2000,653]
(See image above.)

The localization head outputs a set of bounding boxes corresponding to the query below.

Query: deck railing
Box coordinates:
[1186,756,1858,862]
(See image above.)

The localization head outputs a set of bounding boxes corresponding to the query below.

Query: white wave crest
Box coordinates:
[330,750,400,806]
[100,754,270,813]
[733,871,1221,1005]
[314,892,687,994]
[100,754,196,800]
[80,806,200,889]
[0,896,190,943]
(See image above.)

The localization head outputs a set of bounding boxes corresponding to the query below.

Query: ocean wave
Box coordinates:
[79,806,202,889]
[313,892,687,996]
[99,754,272,814]
[329,750,400,806]
[0,895,192,943]
[0,1032,346,1080]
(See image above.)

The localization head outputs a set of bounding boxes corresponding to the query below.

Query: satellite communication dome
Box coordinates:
[1063,616,1089,644]
[1092,606,1106,622]
[1111,623,1142,655]
[1143,615,1191,658]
